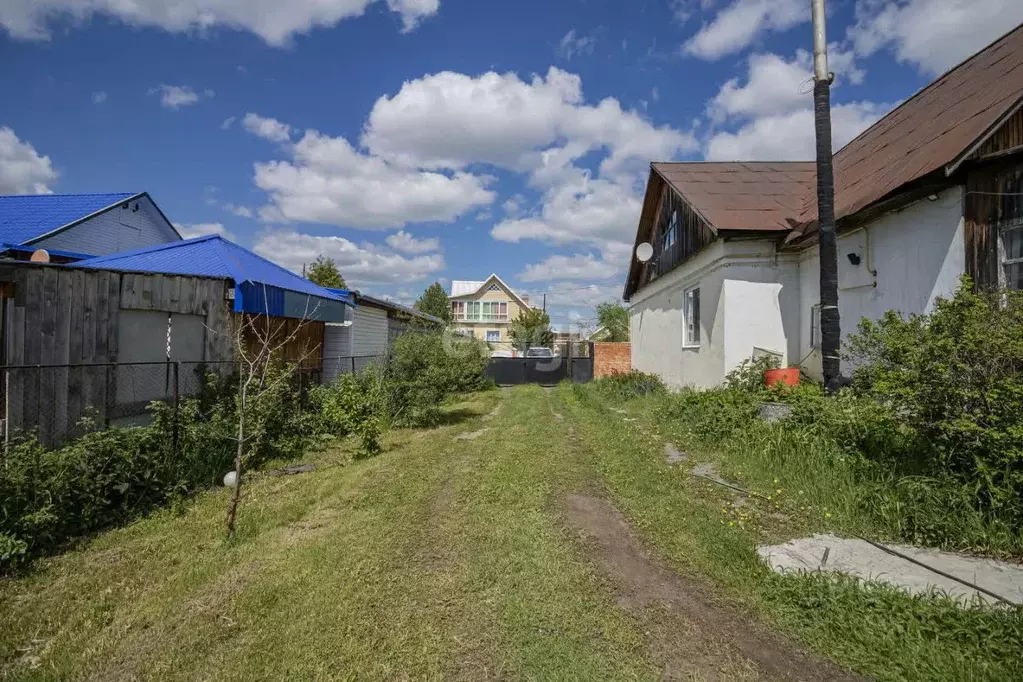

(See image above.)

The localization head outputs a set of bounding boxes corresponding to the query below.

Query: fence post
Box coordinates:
[351,356,356,374]
[172,361,180,463]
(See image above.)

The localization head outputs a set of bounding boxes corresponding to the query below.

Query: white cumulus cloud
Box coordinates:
[149,84,212,110]
[385,230,440,254]
[253,129,495,229]
[253,230,444,286]
[0,126,57,194]
[848,0,1023,75]
[684,0,806,60]
[0,0,440,45]
[705,100,891,161]
[518,252,624,282]
[243,113,293,143]
[173,222,237,240]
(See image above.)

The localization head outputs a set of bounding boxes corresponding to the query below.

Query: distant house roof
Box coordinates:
[76,235,353,313]
[0,192,164,246]
[449,273,532,309]
[651,162,816,232]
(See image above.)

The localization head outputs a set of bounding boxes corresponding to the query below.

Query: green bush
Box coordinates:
[0,363,317,572]
[723,355,780,392]
[846,279,1023,529]
[383,331,491,427]
[592,370,666,401]
[309,371,384,457]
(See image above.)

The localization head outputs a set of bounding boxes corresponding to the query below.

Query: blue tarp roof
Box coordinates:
[75,235,353,306]
[0,192,137,245]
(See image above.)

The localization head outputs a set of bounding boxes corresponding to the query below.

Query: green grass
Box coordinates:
[559,383,1023,681]
[2,384,1021,681]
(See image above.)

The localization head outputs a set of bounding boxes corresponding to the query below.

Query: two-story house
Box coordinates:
[449,274,532,349]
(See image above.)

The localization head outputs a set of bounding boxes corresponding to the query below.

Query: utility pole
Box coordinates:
[812,0,841,393]
[542,293,547,312]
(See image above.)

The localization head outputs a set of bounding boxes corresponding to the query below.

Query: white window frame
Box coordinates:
[682,286,700,348]
[486,329,500,343]
[810,304,822,349]
[999,218,1023,290]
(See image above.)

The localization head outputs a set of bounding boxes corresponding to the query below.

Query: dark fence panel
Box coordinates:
[571,357,594,383]
[486,356,589,386]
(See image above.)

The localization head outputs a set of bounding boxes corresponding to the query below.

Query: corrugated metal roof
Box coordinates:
[797,22,1023,225]
[450,280,485,297]
[0,192,137,245]
[75,235,350,304]
[653,162,816,231]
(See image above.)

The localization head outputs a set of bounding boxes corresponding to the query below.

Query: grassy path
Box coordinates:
[0,385,915,680]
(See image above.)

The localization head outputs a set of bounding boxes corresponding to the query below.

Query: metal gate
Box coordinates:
[485,344,593,386]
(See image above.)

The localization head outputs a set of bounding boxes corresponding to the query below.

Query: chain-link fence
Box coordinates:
[0,356,387,452]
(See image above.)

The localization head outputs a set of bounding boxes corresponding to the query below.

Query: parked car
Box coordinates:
[524,347,556,359]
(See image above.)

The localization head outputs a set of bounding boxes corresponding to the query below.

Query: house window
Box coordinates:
[1001,220,1023,290]
[683,286,700,347]
[662,210,678,252]
[481,301,508,321]
[486,330,500,343]
[452,301,466,320]
[465,301,481,321]
[810,304,822,349]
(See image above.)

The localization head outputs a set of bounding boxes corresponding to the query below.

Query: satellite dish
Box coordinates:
[635,242,654,263]
[29,249,50,263]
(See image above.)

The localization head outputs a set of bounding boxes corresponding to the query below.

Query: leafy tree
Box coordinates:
[509,307,553,351]
[306,256,346,289]
[415,282,452,323]
[595,301,629,342]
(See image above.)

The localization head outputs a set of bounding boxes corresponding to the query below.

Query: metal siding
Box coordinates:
[352,305,389,357]
[36,195,180,256]
[282,289,346,322]
[323,320,353,383]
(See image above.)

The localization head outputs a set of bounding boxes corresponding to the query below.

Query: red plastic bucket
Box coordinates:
[763,367,800,388]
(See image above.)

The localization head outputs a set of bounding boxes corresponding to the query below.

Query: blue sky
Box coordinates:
[2,0,1022,329]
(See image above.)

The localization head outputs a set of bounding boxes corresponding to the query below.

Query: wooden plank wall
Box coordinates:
[236,313,325,371]
[0,264,235,446]
[964,157,1023,289]
[969,107,1023,161]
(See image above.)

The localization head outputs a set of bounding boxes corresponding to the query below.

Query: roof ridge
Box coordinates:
[216,237,331,290]
[0,191,137,199]
[79,234,218,265]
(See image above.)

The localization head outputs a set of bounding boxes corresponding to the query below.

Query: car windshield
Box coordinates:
[525,348,553,357]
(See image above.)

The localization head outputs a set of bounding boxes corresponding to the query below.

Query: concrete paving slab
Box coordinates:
[758,534,1023,606]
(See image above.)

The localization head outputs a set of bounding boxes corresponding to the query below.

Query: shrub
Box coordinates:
[592,370,666,401]
[383,331,491,427]
[0,363,317,572]
[723,355,780,392]
[846,279,1023,528]
[309,371,384,457]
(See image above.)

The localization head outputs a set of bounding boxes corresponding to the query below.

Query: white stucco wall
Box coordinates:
[798,187,966,376]
[629,240,801,389]
[630,186,966,389]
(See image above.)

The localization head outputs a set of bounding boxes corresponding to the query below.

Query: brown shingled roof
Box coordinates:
[652,162,816,232]
[795,22,1023,226]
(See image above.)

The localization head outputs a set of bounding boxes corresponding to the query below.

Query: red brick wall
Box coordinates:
[593,342,631,378]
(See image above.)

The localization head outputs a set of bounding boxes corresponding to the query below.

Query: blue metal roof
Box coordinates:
[0,192,138,245]
[0,243,96,260]
[324,288,358,308]
[75,235,353,306]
